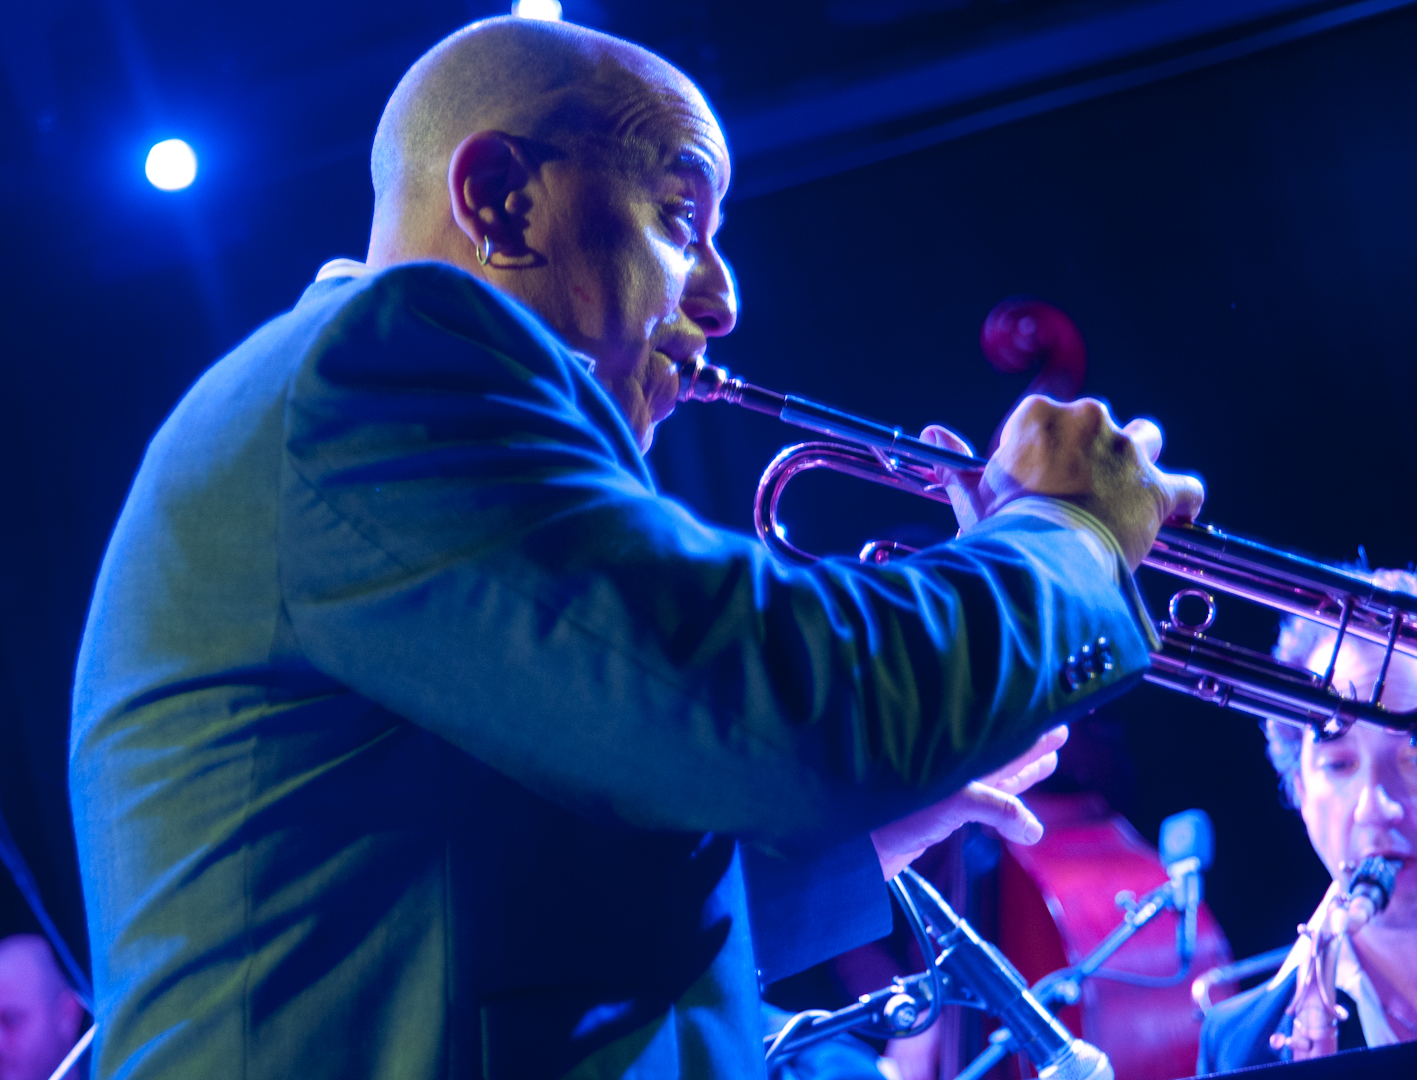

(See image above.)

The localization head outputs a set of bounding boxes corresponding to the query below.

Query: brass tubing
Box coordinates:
[682,360,1416,734]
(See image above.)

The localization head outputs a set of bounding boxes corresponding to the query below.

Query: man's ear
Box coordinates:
[447,131,534,265]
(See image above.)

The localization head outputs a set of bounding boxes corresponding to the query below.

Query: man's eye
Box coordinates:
[1318,757,1357,774]
[664,201,697,245]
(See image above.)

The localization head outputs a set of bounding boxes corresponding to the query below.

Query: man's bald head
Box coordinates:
[364,16,736,454]
[370,16,718,246]
[0,935,83,1080]
[0,937,67,1005]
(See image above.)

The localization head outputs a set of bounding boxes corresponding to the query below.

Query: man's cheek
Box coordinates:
[643,237,693,312]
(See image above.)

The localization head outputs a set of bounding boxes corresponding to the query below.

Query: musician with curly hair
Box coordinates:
[1199,570,1417,1072]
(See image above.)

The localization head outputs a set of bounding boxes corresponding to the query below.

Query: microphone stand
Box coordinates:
[954,859,1200,1080]
[765,874,950,1065]
[767,870,1112,1080]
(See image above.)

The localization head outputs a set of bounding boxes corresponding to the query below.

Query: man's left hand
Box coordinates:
[870,726,1068,880]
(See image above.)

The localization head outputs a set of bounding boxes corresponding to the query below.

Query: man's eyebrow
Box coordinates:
[671,149,723,194]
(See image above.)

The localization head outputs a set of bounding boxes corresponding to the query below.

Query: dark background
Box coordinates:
[2,0,1414,997]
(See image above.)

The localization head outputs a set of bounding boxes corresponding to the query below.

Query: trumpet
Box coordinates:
[677,358,1417,737]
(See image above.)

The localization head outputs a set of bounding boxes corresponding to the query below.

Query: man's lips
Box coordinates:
[1354,851,1410,870]
[652,346,700,375]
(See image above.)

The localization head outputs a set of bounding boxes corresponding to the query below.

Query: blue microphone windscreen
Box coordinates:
[1160,809,1215,871]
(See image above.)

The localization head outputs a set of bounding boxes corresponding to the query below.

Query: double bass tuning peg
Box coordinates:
[979,297,1088,456]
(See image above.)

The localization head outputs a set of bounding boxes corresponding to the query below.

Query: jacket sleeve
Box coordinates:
[278,263,1153,844]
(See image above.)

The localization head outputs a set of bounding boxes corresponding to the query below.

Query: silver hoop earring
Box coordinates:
[476,234,493,267]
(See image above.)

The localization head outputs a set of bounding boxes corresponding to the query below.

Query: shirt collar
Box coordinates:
[314,257,371,282]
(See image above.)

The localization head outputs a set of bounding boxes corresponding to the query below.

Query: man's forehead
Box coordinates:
[666,140,729,197]
[1306,722,1412,753]
[574,125,728,204]
[571,52,729,194]
[615,106,728,196]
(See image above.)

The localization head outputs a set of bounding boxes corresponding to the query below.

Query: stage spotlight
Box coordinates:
[145,139,197,191]
[511,0,562,20]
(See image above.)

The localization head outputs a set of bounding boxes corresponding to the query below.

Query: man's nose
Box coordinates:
[682,244,738,337]
[1354,781,1405,825]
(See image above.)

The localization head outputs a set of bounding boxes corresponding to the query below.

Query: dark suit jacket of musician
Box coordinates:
[1198,971,1366,1074]
[70,263,1153,1080]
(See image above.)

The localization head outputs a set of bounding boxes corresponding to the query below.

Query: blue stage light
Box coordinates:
[511,0,562,20]
[145,139,198,191]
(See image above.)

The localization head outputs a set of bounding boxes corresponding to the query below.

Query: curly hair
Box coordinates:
[1262,719,1305,809]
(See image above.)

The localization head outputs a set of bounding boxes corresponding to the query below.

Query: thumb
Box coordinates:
[1158,470,1206,524]
[1122,417,1163,464]
[920,424,976,459]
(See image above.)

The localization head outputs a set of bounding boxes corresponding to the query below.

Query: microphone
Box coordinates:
[901,869,1113,1080]
[1159,809,1214,965]
[1345,855,1401,931]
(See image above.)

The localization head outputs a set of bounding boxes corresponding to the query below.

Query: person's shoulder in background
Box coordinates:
[1198,970,1366,1074]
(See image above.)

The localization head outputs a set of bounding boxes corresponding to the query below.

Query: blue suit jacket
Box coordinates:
[71,263,1152,1079]
[1198,970,1366,1074]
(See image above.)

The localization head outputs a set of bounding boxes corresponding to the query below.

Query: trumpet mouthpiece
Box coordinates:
[676,357,734,402]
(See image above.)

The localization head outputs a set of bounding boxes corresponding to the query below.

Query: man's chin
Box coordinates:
[639,379,680,454]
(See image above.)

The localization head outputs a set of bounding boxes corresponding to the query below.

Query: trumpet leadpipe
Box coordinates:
[677,357,985,473]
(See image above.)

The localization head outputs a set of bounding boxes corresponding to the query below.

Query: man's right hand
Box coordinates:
[922,395,1205,571]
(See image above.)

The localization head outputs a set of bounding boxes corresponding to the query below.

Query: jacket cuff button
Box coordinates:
[1078,642,1100,682]
[1094,636,1115,674]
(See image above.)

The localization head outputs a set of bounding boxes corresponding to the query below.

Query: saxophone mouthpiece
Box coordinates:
[1345,855,1402,930]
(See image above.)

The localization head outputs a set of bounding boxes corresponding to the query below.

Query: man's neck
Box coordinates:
[366,211,476,276]
[1351,924,1417,1022]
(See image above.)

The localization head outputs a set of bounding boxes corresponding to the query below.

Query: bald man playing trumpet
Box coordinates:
[70,16,1202,1080]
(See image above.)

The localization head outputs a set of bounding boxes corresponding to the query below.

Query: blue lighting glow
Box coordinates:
[145,139,198,191]
[511,0,562,20]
